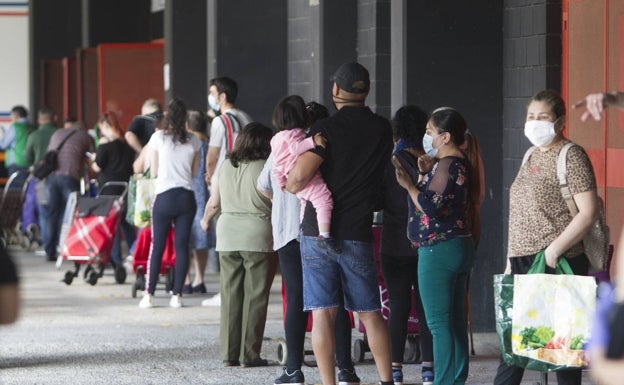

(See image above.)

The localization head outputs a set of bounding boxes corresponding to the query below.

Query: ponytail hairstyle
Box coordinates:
[161,97,189,144]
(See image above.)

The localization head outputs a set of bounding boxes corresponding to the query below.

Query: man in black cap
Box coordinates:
[286,62,394,385]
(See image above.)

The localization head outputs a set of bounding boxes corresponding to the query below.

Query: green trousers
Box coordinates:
[418,236,475,385]
[219,250,278,363]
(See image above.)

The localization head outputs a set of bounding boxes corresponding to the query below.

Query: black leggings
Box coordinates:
[493,253,589,385]
[147,188,196,296]
[380,253,433,363]
[278,239,355,372]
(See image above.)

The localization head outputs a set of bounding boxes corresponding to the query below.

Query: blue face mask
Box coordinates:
[208,94,220,112]
[422,133,443,157]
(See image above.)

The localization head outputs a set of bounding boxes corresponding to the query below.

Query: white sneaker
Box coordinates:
[201,292,221,307]
[170,294,183,308]
[138,294,153,309]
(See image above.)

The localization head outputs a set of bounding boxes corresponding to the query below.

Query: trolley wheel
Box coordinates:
[353,339,366,363]
[404,335,421,363]
[276,338,288,366]
[165,266,175,293]
[63,271,74,285]
[114,265,127,284]
[87,270,98,286]
[83,265,93,281]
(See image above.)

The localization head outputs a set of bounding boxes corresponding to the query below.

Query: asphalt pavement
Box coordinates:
[0,245,597,385]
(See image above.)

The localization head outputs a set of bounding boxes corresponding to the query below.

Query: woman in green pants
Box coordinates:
[394,107,479,385]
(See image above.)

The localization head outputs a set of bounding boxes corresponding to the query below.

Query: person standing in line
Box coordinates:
[286,62,394,385]
[200,122,277,368]
[380,105,433,385]
[0,105,34,176]
[24,106,58,254]
[90,111,136,270]
[182,110,211,295]
[394,107,478,385]
[202,76,253,306]
[259,99,361,385]
[125,98,163,154]
[493,90,597,385]
[43,110,94,263]
[138,98,200,309]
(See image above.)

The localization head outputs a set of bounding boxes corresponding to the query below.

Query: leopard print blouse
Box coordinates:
[508,139,596,258]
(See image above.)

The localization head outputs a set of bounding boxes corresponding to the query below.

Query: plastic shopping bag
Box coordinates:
[494,251,597,371]
[133,177,156,228]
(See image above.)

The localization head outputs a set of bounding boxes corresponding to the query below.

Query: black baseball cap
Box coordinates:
[330,62,370,94]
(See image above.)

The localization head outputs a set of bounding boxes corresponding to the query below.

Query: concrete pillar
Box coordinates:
[29,0,82,115]
[164,0,207,111]
[207,0,287,126]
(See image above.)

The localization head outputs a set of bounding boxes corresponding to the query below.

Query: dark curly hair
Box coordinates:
[228,122,272,167]
[161,97,189,144]
[392,105,428,149]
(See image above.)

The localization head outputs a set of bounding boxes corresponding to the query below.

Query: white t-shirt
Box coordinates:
[148,130,201,194]
[208,108,252,170]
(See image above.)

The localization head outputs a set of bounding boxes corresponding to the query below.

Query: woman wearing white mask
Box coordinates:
[394,107,479,385]
[493,89,599,385]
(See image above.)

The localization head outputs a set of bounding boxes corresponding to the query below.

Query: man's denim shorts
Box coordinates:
[300,235,380,312]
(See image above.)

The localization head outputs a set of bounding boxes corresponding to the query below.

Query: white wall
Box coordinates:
[0,1,29,123]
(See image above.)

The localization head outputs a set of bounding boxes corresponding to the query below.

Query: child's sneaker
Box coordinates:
[338,368,360,385]
[170,294,183,308]
[138,294,153,308]
[273,368,305,385]
[422,366,434,385]
[392,366,403,385]
[316,236,341,253]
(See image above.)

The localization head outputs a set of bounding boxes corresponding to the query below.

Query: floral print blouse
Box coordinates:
[407,156,471,247]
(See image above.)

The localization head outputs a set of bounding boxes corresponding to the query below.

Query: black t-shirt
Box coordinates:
[301,106,392,242]
[0,243,18,285]
[127,112,162,147]
[95,139,135,186]
[380,150,419,256]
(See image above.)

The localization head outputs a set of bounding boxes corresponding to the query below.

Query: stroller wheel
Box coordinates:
[276,338,287,366]
[353,339,365,363]
[63,271,74,285]
[83,265,93,281]
[114,265,127,284]
[87,270,98,286]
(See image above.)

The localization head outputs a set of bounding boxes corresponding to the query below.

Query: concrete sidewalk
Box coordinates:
[0,246,596,385]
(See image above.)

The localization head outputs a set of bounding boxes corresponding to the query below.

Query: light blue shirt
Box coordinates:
[257,153,301,250]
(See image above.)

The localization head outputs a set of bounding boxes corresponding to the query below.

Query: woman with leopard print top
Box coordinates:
[494,89,599,385]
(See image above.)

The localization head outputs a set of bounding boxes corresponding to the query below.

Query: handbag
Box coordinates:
[556,143,610,273]
[33,129,78,180]
[494,250,597,371]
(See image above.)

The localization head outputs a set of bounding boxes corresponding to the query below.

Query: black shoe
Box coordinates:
[316,236,341,253]
[46,255,57,262]
[182,284,193,295]
[274,368,305,384]
[241,358,269,368]
[192,283,207,294]
[223,360,240,367]
[338,368,360,385]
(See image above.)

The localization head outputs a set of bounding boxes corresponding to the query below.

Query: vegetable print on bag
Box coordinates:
[511,274,596,367]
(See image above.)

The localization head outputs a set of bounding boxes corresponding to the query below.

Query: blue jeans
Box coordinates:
[44,174,80,259]
[300,235,379,312]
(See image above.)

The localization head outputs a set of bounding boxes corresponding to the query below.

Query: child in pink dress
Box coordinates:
[270,96,337,251]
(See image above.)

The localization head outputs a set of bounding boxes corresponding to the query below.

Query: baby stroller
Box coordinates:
[130,226,176,298]
[60,181,128,286]
[0,170,33,248]
[352,223,422,363]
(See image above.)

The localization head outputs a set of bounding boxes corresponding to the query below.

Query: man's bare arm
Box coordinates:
[285,151,323,194]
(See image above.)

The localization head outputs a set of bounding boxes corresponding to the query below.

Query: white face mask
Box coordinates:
[208,94,220,112]
[422,133,443,158]
[524,119,558,147]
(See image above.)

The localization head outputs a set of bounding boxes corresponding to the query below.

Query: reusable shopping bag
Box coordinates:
[126,170,150,225]
[132,173,156,228]
[494,251,597,371]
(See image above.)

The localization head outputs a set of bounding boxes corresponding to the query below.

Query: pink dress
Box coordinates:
[270,129,333,225]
